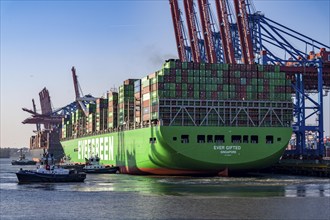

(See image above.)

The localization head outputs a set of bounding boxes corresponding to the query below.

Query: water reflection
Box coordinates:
[74,174,330,198]
[285,184,330,197]
[1,159,329,198]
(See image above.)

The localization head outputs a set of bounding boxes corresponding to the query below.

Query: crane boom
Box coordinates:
[215,0,236,64]
[32,99,41,131]
[183,0,202,62]
[169,0,189,61]
[197,0,217,63]
[71,67,80,100]
[71,67,95,117]
[39,88,53,129]
[233,0,254,64]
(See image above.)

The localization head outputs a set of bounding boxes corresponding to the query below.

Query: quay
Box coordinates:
[270,159,330,178]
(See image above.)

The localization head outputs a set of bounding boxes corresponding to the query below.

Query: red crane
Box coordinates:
[39,88,53,129]
[32,99,41,131]
[71,67,80,100]
[22,88,63,126]
[197,0,217,63]
[215,0,236,64]
[233,0,254,64]
[71,67,96,117]
[169,0,189,61]
[183,0,201,62]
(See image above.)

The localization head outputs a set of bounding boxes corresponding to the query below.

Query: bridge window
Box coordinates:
[207,135,213,143]
[266,136,274,144]
[277,137,281,142]
[232,135,241,143]
[243,135,249,143]
[149,137,156,144]
[173,137,177,141]
[251,135,258,144]
[197,135,205,143]
[215,135,225,144]
[181,135,189,143]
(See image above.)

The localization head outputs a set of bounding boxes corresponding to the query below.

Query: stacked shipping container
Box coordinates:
[108,91,118,130]
[96,98,108,132]
[61,60,293,139]
[118,79,137,128]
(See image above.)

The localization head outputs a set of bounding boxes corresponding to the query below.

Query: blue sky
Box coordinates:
[1,0,329,147]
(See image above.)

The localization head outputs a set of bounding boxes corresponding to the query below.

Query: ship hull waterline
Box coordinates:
[61,126,292,175]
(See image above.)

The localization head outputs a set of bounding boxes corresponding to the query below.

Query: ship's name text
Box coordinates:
[78,136,114,160]
[213,145,241,156]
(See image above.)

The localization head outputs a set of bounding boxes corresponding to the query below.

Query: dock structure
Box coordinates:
[271,159,330,177]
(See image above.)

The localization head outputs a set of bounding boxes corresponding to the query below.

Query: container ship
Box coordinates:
[60,60,293,175]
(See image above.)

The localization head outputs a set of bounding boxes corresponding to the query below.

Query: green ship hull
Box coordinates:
[61,126,291,175]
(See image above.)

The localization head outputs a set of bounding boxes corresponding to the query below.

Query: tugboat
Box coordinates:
[59,155,84,171]
[16,152,86,183]
[83,155,119,174]
[11,149,37,165]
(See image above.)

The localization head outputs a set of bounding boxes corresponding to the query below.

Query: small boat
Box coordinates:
[59,155,84,171]
[11,149,37,165]
[83,155,119,174]
[16,153,86,183]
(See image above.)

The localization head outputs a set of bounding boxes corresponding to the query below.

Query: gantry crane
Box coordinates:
[22,88,63,126]
[169,0,192,62]
[183,0,203,62]
[71,67,96,117]
[32,99,40,131]
[233,0,254,64]
[169,0,330,158]
[215,0,236,64]
[197,0,219,63]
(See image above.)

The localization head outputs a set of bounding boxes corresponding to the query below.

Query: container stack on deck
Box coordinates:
[118,79,137,129]
[134,80,142,126]
[96,98,108,132]
[86,103,96,134]
[61,60,293,139]
[107,91,118,130]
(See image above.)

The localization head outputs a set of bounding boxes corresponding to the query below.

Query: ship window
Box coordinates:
[231,135,241,143]
[149,137,157,144]
[266,136,274,144]
[251,135,258,144]
[207,135,213,143]
[181,135,189,143]
[173,137,177,141]
[243,135,249,143]
[197,135,205,143]
[215,135,225,144]
[277,137,281,142]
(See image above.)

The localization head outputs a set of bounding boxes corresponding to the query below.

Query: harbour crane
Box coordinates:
[169,0,330,158]
[22,88,63,126]
[71,67,96,117]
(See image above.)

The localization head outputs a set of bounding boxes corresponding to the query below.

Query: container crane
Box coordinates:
[215,0,236,64]
[183,0,203,62]
[197,0,218,63]
[32,99,41,131]
[71,67,96,117]
[169,0,330,158]
[169,0,191,61]
[233,0,254,64]
[22,88,63,126]
[39,88,53,129]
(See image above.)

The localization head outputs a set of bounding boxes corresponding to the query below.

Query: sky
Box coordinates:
[1,0,329,148]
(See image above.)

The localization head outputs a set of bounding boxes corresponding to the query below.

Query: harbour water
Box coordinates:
[0,158,329,220]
